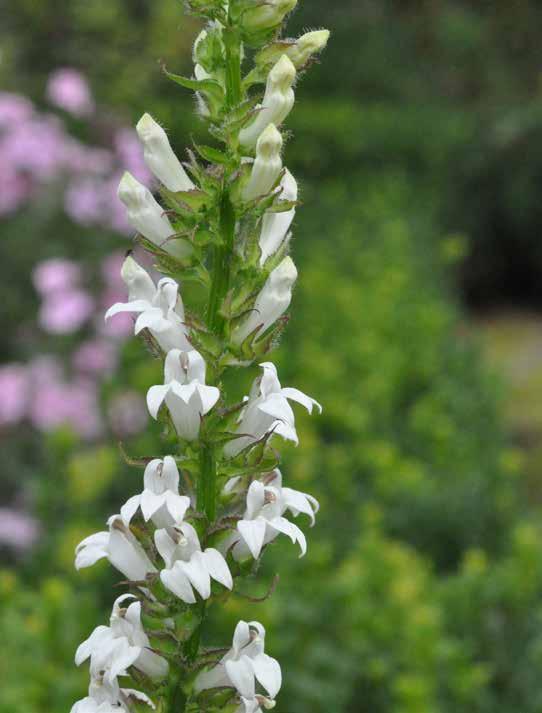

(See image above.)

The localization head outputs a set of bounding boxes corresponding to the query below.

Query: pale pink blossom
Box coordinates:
[39,289,94,334]
[47,68,95,117]
[0,364,29,426]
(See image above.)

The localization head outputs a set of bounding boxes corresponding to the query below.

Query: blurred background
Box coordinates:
[2,1,542,711]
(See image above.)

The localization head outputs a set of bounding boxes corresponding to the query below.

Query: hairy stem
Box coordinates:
[206,189,236,335]
[198,442,217,522]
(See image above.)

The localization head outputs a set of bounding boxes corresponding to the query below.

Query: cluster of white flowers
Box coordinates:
[70,2,329,711]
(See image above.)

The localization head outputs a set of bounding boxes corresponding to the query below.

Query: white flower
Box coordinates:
[136,113,195,193]
[224,362,321,457]
[155,522,232,603]
[243,0,297,32]
[76,594,168,682]
[75,515,156,582]
[233,257,297,344]
[289,29,330,67]
[259,169,297,266]
[227,470,318,560]
[195,620,281,712]
[105,255,191,352]
[147,349,220,441]
[117,172,188,259]
[120,456,191,529]
[239,55,296,148]
[71,677,155,713]
[242,124,283,202]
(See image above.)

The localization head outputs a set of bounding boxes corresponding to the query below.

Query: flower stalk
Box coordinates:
[69,2,329,712]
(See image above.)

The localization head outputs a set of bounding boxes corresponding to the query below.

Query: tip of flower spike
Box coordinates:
[117,171,146,209]
[256,124,283,159]
[269,55,296,90]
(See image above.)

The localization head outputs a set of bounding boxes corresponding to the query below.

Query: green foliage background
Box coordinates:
[2,2,542,712]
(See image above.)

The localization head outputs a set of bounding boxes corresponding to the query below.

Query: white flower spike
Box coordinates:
[117,172,189,258]
[155,522,232,603]
[225,362,321,457]
[240,55,296,148]
[242,124,283,202]
[147,349,220,441]
[227,470,319,560]
[136,113,195,193]
[75,515,156,582]
[259,169,297,266]
[120,456,191,529]
[105,255,191,352]
[233,256,297,344]
[76,594,168,682]
[195,620,281,712]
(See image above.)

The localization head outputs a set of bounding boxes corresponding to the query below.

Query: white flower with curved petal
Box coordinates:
[120,456,191,529]
[239,55,296,148]
[155,522,232,603]
[195,620,281,711]
[147,349,220,441]
[117,171,188,258]
[226,470,319,560]
[75,515,156,582]
[71,677,155,713]
[259,169,297,266]
[224,362,321,457]
[105,256,191,352]
[233,257,297,345]
[76,594,168,683]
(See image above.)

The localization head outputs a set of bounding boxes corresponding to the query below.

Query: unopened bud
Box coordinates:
[233,256,297,344]
[242,0,298,33]
[259,168,297,265]
[242,124,283,202]
[136,113,194,193]
[120,255,156,303]
[257,30,330,70]
[240,55,296,147]
[118,172,188,259]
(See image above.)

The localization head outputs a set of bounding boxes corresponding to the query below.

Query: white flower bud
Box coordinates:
[242,124,283,202]
[243,0,298,32]
[233,256,297,344]
[239,55,296,148]
[117,172,188,259]
[136,113,195,192]
[288,30,330,67]
[120,254,156,303]
[259,168,297,266]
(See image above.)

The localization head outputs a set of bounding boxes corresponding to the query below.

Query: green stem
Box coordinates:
[198,442,217,522]
[206,190,236,335]
[224,26,242,108]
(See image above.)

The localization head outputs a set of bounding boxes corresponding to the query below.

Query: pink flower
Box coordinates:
[101,252,126,287]
[108,391,148,437]
[29,373,102,440]
[39,288,94,334]
[0,508,40,551]
[46,68,95,117]
[64,179,106,225]
[73,339,117,375]
[114,128,151,184]
[0,364,29,426]
[0,161,31,215]
[33,258,81,296]
[0,93,33,129]
[2,116,71,180]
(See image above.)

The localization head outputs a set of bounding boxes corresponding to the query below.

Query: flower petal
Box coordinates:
[280,386,322,414]
[202,548,233,590]
[237,518,267,559]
